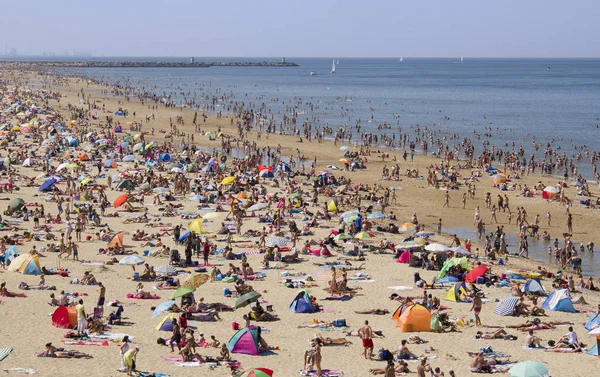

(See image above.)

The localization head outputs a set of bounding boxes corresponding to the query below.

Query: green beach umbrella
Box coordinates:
[170,287,195,300]
[8,198,24,211]
[509,361,549,377]
[235,291,261,309]
[240,368,274,377]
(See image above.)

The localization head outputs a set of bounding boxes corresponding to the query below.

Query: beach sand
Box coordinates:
[0,71,597,377]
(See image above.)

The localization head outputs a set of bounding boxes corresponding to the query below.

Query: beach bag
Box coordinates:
[333,318,346,327]
[378,348,393,361]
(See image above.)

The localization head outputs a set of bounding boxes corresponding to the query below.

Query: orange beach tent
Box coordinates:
[393,303,431,332]
[52,306,77,329]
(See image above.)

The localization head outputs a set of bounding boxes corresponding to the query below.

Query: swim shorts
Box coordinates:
[362,338,374,348]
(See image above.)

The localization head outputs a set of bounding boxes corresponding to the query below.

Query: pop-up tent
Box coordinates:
[155,314,177,331]
[397,250,411,264]
[585,312,600,331]
[393,303,431,332]
[289,291,314,314]
[52,306,77,329]
[391,301,414,323]
[542,289,576,313]
[443,282,469,302]
[227,326,261,355]
[7,254,41,274]
[437,257,469,278]
[522,279,546,295]
[494,296,519,316]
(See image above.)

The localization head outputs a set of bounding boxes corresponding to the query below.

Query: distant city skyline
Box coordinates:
[2,0,599,58]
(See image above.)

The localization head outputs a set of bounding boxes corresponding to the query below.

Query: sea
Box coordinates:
[8,56,600,274]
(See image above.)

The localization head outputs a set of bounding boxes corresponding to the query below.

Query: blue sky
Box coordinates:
[3,0,599,57]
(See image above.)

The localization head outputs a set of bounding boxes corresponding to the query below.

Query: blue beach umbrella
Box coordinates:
[367,212,386,219]
[340,146,350,151]
[39,178,57,192]
[152,300,177,318]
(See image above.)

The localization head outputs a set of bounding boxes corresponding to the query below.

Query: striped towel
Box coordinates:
[0,348,13,362]
[244,250,261,255]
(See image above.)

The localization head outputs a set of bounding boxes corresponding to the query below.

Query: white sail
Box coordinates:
[400,57,404,62]
[331,59,336,73]
[460,56,464,62]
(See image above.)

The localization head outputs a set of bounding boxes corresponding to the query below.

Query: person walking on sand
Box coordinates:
[118,335,130,372]
[547,211,552,227]
[471,291,483,326]
[567,213,573,233]
[97,282,106,309]
[358,320,374,359]
[443,191,450,207]
[462,192,467,209]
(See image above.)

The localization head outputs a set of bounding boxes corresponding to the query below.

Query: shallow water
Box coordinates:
[444,226,599,276]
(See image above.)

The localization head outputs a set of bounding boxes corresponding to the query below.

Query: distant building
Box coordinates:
[190,57,195,63]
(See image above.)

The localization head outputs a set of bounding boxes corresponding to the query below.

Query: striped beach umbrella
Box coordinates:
[266,236,288,248]
[155,265,178,275]
[494,296,519,316]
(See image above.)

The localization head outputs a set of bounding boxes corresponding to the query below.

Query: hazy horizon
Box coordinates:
[2,0,599,58]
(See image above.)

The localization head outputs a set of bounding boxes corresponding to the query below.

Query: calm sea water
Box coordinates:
[32,57,600,177]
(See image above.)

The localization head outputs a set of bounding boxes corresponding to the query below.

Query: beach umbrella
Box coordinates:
[240,368,274,377]
[247,203,268,212]
[170,287,195,300]
[508,361,549,377]
[119,255,144,266]
[340,146,350,151]
[543,186,560,194]
[424,243,448,252]
[354,231,373,240]
[367,212,386,219]
[152,300,177,318]
[122,155,136,162]
[398,222,417,232]
[133,142,144,151]
[108,232,125,248]
[113,194,128,208]
[39,177,57,191]
[235,291,262,309]
[8,198,24,211]
[188,219,204,234]
[288,192,301,199]
[450,246,471,255]
[437,276,459,284]
[189,194,204,200]
[155,265,178,275]
[340,209,359,218]
[414,231,435,238]
[56,162,69,171]
[202,212,220,220]
[486,166,498,172]
[333,233,351,241]
[465,265,488,283]
[344,215,358,223]
[395,241,425,251]
[494,296,519,316]
[221,176,236,185]
[182,273,210,289]
[266,236,288,248]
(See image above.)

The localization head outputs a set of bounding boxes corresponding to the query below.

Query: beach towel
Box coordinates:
[544,348,581,353]
[300,369,344,377]
[387,286,414,291]
[89,333,134,341]
[320,307,336,313]
[173,361,203,367]
[0,348,13,361]
[3,368,38,374]
[63,340,109,346]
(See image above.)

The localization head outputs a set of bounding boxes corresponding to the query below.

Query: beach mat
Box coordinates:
[3,368,38,374]
[0,348,13,362]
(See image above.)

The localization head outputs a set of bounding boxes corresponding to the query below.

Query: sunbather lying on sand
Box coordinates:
[39,343,93,358]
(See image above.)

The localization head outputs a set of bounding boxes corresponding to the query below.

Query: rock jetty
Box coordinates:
[0,60,298,68]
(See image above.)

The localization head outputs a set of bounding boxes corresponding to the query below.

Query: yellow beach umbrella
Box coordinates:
[221,176,236,185]
[188,219,204,234]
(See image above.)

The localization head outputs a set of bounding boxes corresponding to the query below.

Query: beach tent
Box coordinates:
[585,312,600,331]
[391,301,414,323]
[257,165,272,172]
[289,291,314,314]
[437,257,469,278]
[494,296,519,316]
[327,200,338,212]
[443,282,469,302]
[5,246,18,266]
[52,306,77,329]
[188,219,204,234]
[115,179,135,190]
[104,159,117,168]
[7,254,41,274]
[397,250,411,264]
[587,343,599,357]
[542,289,576,313]
[159,153,171,162]
[522,279,546,295]
[227,326,261,355]
[155,314,177,331]
[542,186,559,200]
[465,265,488,283]
[79,153,90,161]
[259,170,274,178]
[394,303,431,332]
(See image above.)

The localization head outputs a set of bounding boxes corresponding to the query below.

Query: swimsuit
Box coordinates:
[362,338,374,348]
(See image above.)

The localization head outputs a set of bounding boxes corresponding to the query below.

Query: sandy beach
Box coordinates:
[0,69,598,377]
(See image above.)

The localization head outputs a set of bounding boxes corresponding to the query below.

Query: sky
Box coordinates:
[2,0,599,58]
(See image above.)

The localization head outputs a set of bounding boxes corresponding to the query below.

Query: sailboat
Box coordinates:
[331,59,336,74]
[399,57,404,62]
[460,56,464,63]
